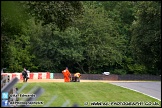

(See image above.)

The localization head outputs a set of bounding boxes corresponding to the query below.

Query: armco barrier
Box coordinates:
[46,72,50,79]
[1,72,50,80]
[42,73,46,79]
[38,72,42,79]
[20,74,23,80]
[52,73,161,81]
[16,73,21,79]
[8,73,12,80]
[30,73,34,79]
[2,73,160,81]
[50,73,54,79]
[33,73,38,79]
[12,73,16,79]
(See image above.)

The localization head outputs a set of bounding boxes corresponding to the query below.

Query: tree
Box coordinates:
[74,1,125,73]
[130,1,161,75]
[23,18,84,72]
[1,1,30,71]
[20,1,84,31]
[98,1,137,74]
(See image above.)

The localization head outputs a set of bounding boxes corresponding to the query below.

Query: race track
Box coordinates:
[18,79,161,101]
[110,81,161,101]
[18,79,152,83]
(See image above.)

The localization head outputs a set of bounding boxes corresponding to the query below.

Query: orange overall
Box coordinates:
[62,69,71,82]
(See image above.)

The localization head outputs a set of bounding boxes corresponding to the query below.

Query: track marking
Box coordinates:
[110,83,161,101]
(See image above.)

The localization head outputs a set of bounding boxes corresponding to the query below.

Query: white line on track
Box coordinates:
[110,84,161,101]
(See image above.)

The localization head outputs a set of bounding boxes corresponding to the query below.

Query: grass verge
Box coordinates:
[14,82,161,107]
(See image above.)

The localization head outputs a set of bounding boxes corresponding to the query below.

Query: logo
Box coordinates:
[2,100,8,107]
[2,92,8,99]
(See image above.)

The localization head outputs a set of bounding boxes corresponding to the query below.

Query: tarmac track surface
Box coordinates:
[109,81,161,101]
[19,79,161,101]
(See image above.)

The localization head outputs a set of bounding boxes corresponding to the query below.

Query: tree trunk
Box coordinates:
[76,62,86,74]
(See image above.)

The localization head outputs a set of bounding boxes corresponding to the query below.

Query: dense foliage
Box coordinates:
[1,1,161,75]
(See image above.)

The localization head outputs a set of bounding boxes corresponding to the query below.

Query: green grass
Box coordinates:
[14,82,161,107]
